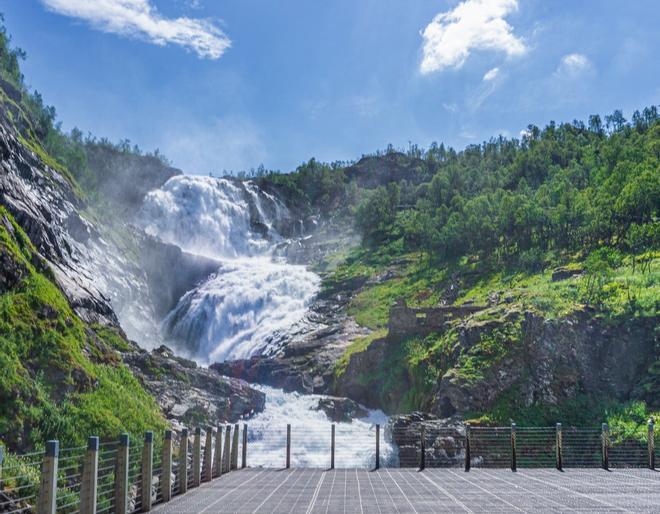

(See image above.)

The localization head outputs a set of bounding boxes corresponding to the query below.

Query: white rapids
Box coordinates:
[139,175,320,364]
[243,386,397,469]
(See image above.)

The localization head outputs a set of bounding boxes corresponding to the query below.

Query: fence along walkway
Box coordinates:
[0,420,656,513]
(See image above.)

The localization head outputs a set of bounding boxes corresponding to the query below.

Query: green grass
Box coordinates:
[334,328,387,378]
[339,255,447,329]
[455,254,658,318]
[0,207,165,451]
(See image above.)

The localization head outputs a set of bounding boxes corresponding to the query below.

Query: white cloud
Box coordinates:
[420,0,526,74]
[555,53,592,77]
[483,67,500,81]
[41,0,230,59]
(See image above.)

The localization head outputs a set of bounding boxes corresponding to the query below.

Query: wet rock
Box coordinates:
[125,345,266,426]
[315,396,369,422]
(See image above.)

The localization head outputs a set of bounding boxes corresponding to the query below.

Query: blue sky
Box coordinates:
[3,0,659,174]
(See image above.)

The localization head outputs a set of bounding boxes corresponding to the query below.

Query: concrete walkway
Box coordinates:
[151,468,660,513]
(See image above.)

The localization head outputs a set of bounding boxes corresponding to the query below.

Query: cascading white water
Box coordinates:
[245,386,397,468]
[140,175,320,364]
[162,258,320,362]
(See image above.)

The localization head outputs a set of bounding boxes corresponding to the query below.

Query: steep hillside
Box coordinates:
[0,204,166,449]
[241,109,660,427]
[0,21,265,452]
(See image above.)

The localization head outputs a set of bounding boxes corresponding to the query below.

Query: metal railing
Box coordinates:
[0,419,656,513]
[0,424,240,514]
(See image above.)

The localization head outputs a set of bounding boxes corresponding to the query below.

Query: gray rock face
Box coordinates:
[434,310,658,416]
[387,413,466,468]
[315,396,369,422]
[0,117,120,326]
[124,345,266,426]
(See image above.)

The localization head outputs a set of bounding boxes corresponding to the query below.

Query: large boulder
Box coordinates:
[315,396,369,422]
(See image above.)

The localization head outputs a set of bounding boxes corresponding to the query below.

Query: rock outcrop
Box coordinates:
[434,309,658,417]
[387,413,466,468]
[315,396,369,423]
[334,301,658,418]
[124,345,266,428]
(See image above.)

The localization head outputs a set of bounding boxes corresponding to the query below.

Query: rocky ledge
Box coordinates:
[124,345,266,429]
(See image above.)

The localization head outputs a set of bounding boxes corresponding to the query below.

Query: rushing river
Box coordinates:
[245,386,396,468]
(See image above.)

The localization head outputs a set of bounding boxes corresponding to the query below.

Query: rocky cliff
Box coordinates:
[335,301,658,421]
[0,91,266,449]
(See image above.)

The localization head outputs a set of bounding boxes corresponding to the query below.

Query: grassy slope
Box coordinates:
[330,246,659,428]
[0,205,165,452]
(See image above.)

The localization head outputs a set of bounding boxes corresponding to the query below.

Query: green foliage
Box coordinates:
[334,329,387,378]
[581,248,621,306]
[354,183,400,245]
[452,323,522,384]
[0,207,165,452]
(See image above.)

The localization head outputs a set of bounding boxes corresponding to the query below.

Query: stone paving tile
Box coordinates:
[151,468,660,513]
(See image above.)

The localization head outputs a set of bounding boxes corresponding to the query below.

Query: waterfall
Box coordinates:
[139,175,320,364]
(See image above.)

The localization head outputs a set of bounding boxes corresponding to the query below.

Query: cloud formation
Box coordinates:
[483,67,500,81]
[555,53,592,77]
[420,0,526,74]
[41,0,230,59]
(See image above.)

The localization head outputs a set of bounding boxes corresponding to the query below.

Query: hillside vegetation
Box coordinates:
[257,107,659,428]
[0,206,165,450]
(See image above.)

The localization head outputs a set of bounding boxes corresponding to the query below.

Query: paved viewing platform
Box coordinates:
[152,468,660,513]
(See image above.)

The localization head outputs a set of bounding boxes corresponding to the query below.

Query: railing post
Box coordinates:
[213,426,223,478]
[162,430,173,502]
[204,427,213,482]
[142,431,154,511]
[223,426,231,473]
[464,424,471,472]
[419,425,425,471]
[37,440,59,514]
[231,424,239,470]
[375,424,380,470]
[648,420,655,470]
[80,437,99,514]
[556,423,563,471]
[331,424,336,470]
[601,423,609,470]
[0,445,4,489]
[286,424,291,469]
[193,428,202,488]
[242,424,248,469]
[511,423,517,472]
[115,433,129,514]
[179,428,189,495]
